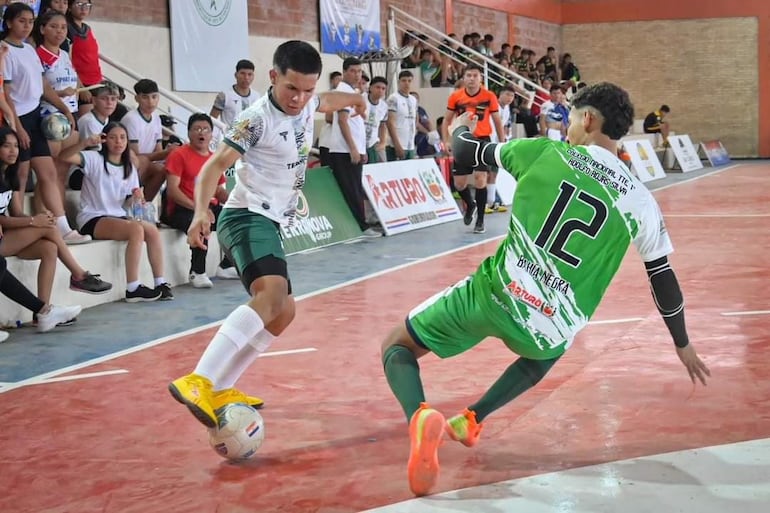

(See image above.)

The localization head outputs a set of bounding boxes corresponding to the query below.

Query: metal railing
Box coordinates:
[388,6,549,108]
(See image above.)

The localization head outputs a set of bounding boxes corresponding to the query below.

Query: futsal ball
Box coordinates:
[41,112,72,141]
[208,403,265,460]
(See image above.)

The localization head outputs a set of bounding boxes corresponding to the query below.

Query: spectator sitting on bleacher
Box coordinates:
[160,113,238,289]
[539,83,569,141]
[34,9,81,196]
[643,104,671,145]
[121,78,177,201]
[58,122,171,303]
[66,0,103,116]
[1,3,88,244]
[0,254,82,339]
[560,53,580,91]
[537,46,559,81]
[0,126,112,303]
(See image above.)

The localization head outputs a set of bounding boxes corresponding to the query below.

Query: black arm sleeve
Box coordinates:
[645,256,690,348]
[451,126,501,170]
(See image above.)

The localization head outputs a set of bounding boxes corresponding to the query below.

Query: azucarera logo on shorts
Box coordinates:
[193,0,232,26]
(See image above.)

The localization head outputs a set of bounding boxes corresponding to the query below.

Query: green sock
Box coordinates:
[382,345,426,422]
[469,356,560,422]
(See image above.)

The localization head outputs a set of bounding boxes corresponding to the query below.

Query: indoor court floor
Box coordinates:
[1,163,768,512]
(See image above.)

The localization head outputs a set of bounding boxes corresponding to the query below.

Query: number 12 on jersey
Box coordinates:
[534,181,609,267]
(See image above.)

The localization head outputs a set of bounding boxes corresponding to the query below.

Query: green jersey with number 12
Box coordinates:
[482,137,673,352]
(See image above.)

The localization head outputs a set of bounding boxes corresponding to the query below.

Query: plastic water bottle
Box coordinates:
[131,197,143,220]
[142,202,157,224]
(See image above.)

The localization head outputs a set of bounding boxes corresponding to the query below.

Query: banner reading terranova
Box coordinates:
[362,159,462,236]
[279,166,363,254]
[320,0,381,55]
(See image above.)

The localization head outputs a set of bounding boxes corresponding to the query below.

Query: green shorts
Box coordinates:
[217,208,290,291]
[406,271,567,360]
[385,147,416,161]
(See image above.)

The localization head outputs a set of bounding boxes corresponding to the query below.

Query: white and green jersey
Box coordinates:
[484,137,673,350]
[224,89,320,227]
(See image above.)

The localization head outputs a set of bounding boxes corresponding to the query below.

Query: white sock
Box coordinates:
[126,280,140,292]
[56,216,72,235]
[486,184,496,206]
[194,305,265,385]
[154,276,166,287]
[214,329,276,390]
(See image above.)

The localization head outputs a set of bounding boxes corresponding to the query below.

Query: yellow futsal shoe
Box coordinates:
[211,388,265,411]
[168,373,217,428]
[445,408,483,447]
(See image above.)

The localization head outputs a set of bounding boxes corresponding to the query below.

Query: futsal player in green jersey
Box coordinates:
[381,82,710,496]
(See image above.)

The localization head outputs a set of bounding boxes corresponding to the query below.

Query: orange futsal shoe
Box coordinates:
[407,403,445,497]
[445,408,483,447]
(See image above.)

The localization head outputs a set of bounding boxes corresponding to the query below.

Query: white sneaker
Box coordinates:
[215,266,239,280]
[361,227,382,238]
[190,272,213,288]
[0,330,8,343]
[62,230,92,245]
[37,305,82,333]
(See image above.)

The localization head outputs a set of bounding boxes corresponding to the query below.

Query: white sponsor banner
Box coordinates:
[668,134,704,173]
[169,0,249,92]
[363,159,462,236]
[320,0,381,55]
[622,138,666,183]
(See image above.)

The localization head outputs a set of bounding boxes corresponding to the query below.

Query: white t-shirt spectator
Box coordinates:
[213,86,260,127]
[387,92,417,151]
[78,111,109,149]
[328,81,366,154]
[364,94,389,148]
[121,109,162,155]
[37,46,78,116]
[4,42,44,116]
[76,151,140,228]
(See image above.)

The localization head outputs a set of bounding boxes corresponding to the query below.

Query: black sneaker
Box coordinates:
[70,272,112,294]
[463,201,477,226]
[473,222,486,234]
[126,285,162,303]
[156,283,174,301]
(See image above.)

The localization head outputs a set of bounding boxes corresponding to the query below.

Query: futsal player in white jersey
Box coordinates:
[364,76,389,163]
[169,40,367,428]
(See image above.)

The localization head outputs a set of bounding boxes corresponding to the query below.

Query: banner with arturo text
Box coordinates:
[320,0,381,55]
[280,167,363,254]
[363,159,462,236]
[169,0,249,92]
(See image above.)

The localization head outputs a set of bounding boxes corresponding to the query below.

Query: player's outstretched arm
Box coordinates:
[449,112,502,170]
[318,91,367,117]
[645,256,711,385]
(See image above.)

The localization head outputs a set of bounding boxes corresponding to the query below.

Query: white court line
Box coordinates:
[0,164,751,394]
[588,317,644,325]
[30,369,129,385]
[651,163,740,192]
[666,214,770,218]
[0,236,504,394]
[258,348,317,358]
[721,310,770,317]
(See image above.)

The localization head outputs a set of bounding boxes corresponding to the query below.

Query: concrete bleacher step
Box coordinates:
[1,226,225,326]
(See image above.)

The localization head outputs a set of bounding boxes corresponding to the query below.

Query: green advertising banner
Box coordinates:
[280,166,363,254]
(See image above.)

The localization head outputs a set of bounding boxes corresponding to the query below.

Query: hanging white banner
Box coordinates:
[320,0,381,55]
[169,0,249,92]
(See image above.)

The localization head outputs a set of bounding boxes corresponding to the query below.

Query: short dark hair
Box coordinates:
[273,40,322,76]
[188,112,213,130]
[550,84,562,93]
[330,71,342,80]
[370,76,388,87]
[236,59,255,72]
[464,63,484,75]
[500,85,515,94]
[398,70,413,79]
[570,82,635,140]
[660,104,671,112]
[342,57,361,71]
[92,81,120,97]
[134,79,159,95]
[547,46,555,52]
